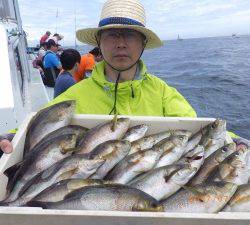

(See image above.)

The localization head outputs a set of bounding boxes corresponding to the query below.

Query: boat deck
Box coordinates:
[28,56,53,112]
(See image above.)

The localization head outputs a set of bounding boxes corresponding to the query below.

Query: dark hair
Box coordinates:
[46,39,58,49]
[89,47,101,56]
[60,49,81,70]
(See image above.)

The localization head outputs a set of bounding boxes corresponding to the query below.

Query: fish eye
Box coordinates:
[221,147,228,153]
[211,123,217,129]
[234,152,240,157]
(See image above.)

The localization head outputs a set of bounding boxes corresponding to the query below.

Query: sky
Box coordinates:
[18,0,250,46]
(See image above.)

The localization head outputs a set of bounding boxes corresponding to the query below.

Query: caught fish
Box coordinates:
[105,146,163,184]
[129,165,183,201]
[162,182,237,213]
[155,135,189,168]
[123,124,148,142]
[3,134,77,203]
[199,119,227,158]
[189,143,236,186]
[30,125,89,152]
[89,140,131,179]
[156,146,205,200]
[211,145,250,185]
[27,184,163,212]
[129,130,192,155]
[31,179,112,203]
[78,118,130,154]
[223,183,250,212]
[24,100,76,156]
[4,155,104,206]
[183,132,202,155]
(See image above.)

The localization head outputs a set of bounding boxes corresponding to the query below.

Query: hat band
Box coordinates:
[98,17,145,27]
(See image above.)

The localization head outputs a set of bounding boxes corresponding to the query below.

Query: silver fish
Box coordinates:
[89,140,131,179]
[5,155,104,206]
[105,146,163,184]
[129,130,192,155]
[199,119,227,158]
[24,100,76,155]
[3,134,77,203]
[129,165,183,201]
[30,125,89,152]
[123,124,148,142]
[155,135,189,168]
[162,182,237,213]
[27,184,163,212]
[31,179,112,203]
[223,183,250,212]
[160,146,205,200]
[78,118,130,154]
[212,145,250,185]
[189,143,236,186]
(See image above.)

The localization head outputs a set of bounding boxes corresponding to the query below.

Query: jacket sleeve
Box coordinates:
[162,84,197,118]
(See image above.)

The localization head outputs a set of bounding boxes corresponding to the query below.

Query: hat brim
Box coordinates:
[76,24,163,49]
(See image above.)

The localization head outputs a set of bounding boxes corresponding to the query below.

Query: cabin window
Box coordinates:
[14,46,25,104]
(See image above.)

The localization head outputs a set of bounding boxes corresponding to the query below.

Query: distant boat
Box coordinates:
[232,34,240,38]
[177,34,183,41]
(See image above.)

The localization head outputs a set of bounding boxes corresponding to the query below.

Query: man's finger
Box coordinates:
[0,140,13,154]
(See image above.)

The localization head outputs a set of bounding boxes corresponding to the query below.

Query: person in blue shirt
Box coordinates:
[54,49,81,98]
[43,39,62,87]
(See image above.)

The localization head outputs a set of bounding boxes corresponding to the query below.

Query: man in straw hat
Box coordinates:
[0,0,197,154]
[48,0,196,116]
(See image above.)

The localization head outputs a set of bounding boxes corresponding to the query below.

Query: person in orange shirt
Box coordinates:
[74,47,102,82]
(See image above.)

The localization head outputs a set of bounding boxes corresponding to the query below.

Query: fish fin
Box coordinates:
[164,169,180,183]
[18,173,43,197]
[111,114,118,132]
[26,201,50,209]
[0,202,9,206]
[4,162,24,179]
[182,185,204,195]
[58,168,78,180]
[60,147,79,154]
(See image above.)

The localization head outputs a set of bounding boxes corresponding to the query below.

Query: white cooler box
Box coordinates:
[0,114,247,225]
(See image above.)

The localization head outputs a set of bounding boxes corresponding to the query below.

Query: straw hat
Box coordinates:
[76,0,163,49]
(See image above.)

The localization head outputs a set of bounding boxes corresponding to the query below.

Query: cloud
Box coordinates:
[18,0,250,45]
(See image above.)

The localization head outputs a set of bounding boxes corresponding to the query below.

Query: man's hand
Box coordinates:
[0,133,15,154]
[0,139,13,154]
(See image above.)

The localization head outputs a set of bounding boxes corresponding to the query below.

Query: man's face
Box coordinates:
[99,28,145,70]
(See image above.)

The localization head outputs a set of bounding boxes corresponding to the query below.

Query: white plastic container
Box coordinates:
[0,114,245,225]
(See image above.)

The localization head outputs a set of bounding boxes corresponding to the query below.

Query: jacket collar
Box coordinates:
[91,59,148,90]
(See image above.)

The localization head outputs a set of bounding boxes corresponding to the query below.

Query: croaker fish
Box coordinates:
[160,145,205,200]
[27,184,163,212]
[199,119,227,158]
[31,179,112,203]
[129,130,192,155]
[78,118,130,154]
[155,135,189,168]
[123,124,148,142]
[129,165,183,201]
[5,155,104,206]
[89,140,131,179]
[190,143,237,186]
[223,183,250,212]
[105,146,163,184]
[211,145,250,185]
[3,134,77,203]
[162,182,237,213]
[24,100,76,156]
[30,125,89,151]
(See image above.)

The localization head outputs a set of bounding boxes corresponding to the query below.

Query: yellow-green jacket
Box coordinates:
[48,60,197,117]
